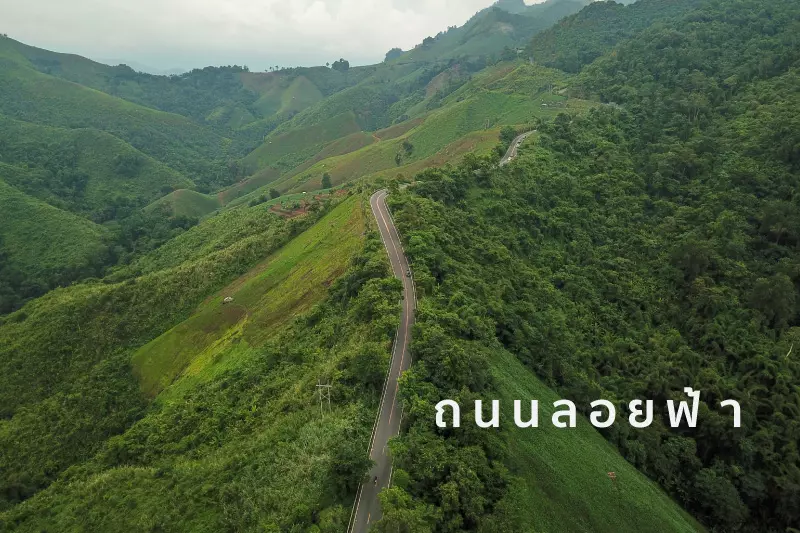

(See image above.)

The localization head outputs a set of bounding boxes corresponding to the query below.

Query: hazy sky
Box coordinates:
[0,0,544,73]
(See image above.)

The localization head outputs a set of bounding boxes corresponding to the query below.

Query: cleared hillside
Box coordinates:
[258,62,592,195]
[489,350,702,532]
[145,189,222,219]
[242,111,362,172]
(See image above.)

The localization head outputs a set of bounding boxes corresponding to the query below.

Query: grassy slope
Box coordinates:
[0,171,107,275]
[0,55,228,174]
[245,74,321,118]
[1,195,392,531]
[374,118,425,141]
[205,103,256,130]
[112,204,294,278]
[490,349,703,533]
[0,203,304,514]
[257,63,592,195]
[280,131,377,179]
[144,189,222,219]
[236,68,373,138]
[279,75,324,115]
[216,167,282,205]
[0,115,194,213]
[242,111,361,172]
[364,129,502,183]
[132,196,365,397]
[0,37,113,89]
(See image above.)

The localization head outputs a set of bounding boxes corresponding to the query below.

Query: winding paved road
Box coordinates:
[347,132,532,528]
[500,130,536,166]
[349,189,416,532]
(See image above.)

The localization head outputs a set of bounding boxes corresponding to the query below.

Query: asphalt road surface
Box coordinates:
[349,189,416,532]
[500,130,536,166]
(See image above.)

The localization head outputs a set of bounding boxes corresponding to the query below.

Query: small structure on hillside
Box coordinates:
[223,297,234,304]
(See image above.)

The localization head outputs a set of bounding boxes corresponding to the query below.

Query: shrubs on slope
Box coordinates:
[0,199,404,531]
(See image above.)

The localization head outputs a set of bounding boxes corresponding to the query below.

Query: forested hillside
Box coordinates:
[528,0,706,72]
[391,0,589,65]
[0,0,585,314]
[1,0,798,530]
[382,0,800,531]
[1,195,405,531]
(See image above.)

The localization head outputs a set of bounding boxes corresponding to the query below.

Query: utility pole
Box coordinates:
[316,380,332,417]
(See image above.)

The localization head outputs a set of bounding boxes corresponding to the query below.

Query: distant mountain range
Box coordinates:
[95,58,186,76]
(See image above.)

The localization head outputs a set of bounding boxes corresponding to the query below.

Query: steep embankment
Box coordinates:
[1,194,403,531]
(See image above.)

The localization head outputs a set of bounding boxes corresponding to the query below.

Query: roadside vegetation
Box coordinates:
[379,1,800,531]
[1,195,404,531]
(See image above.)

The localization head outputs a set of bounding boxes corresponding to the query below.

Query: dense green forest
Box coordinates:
[527,0,706,73]
[380,1,800,531]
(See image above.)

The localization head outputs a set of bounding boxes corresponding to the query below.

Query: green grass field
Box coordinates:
[132,195,365,396]
[145,189,222,219]
[0,171,107,276]
[489,349,703,533]
[242,111,361,172]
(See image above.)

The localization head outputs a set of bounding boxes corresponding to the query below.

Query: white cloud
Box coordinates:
[0,0,542,71]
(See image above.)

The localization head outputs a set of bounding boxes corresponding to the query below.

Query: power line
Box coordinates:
[316,380,332,417]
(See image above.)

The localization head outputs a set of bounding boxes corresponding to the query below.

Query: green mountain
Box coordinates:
[380,1,800,532]
[0,35,377,149]
[394,0,590,64]
[0,49,229,185]
[528,0,706,72]
[1,0,799,531]
[234,0,591,179]
[0,170,108,313]
[0,115,193,218]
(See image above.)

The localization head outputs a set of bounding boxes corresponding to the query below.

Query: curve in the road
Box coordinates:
[348,189,416,533]
[499,130,536,166]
